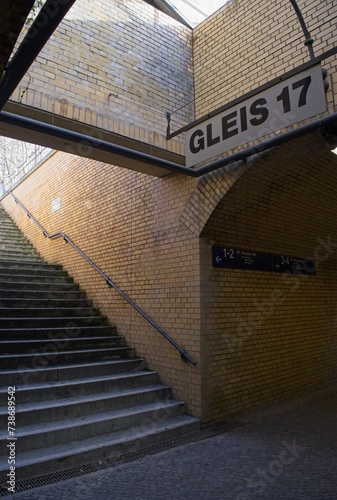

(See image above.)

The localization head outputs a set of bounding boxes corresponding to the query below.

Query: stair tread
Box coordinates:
[0,307,96,313]
[0,399,184,437]
[0,269,67,276]
[0,383,168,414]
[0,369,157,392]
[0,276,71,282]
[0,325,114,333]
[0,260,60,268]
[0,284,71,288]
[0,346,132,359]
[0,307,94,311]
[0,414,199,471]
[0,358,144,376]
[0,257,41,262]
[0,315,105,320]
[0,287,81,292]
[0,335,121,344]
[0,298,87,304]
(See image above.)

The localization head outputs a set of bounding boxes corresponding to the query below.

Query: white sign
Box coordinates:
[52,197,61,213]
[185,65,327,167]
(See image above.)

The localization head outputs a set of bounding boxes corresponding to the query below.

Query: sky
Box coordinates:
[168,0,228,26]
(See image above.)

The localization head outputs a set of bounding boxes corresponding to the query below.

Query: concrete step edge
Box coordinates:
[0,369,157,393]
[0,358,146,385]
[0,307,98,316]
[0,289,84,297]
[0,346,132,358]
[0,399,185,452]
[0,336,123,348]
[0,298,92,307]
[0,268,67,276]
[0,275,73,282]
[0,315,107,322]
[0,360,146,401]
[0,384,169,421]
[0,415,200,481]
[0,281,79,289]
[0,259,61,268]
[0,325,115,334]
[0,333,120,342]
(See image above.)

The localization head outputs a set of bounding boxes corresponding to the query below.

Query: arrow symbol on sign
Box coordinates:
[216,256,222,264]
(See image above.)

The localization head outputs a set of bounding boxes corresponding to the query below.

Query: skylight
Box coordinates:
[169,0,227,26]
[146,1,228,28]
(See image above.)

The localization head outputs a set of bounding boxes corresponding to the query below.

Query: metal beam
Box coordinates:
[0,110,337,178]
[0,0,77,111]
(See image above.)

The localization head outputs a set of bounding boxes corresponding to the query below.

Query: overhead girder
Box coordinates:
[0,0,77,111]
[0,110,337,177]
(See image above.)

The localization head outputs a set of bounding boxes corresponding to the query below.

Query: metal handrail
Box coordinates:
[1,187,197,365]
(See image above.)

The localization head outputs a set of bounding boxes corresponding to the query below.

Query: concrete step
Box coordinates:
[0,297,92,309]
[0,346,134,369]
[0,287,86,300]
[0,306,99,318]
[0,358,146,385]
[0,222,26,229]
[3,400,188,454]
[0,315,108,329]
[0,280,81,291]
[0,272,74,284]
[0,335,124,354]
[0,324,117,341]
[0,259,62,271]
[0,412,200,482]
[0,244,39,255]
[0,265,67,278]
[0,383,171,427]
[0,370,159,406]
[0,253,43,263]
[0,240,38,250]
[0,242,37,253]
[0,214,25,229]
[0,223,28,229]
[0,204,200,483]
[0,225,25,234]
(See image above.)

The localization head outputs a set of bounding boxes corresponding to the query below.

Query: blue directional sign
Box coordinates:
[212,246,273,271]
[212,246,316,276]
[273,254,316,275]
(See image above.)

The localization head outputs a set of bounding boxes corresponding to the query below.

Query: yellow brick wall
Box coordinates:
[2,0,337,426]
[193,0,337,117]
[7,0,193,155]
[198,133,337,424]
[2,155,202,417]
[187,0,337,423]
[5,131,337,426]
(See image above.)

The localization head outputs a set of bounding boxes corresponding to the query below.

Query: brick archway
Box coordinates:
[179,153,268,236]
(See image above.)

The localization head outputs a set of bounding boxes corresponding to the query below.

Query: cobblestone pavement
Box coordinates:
[6,383,337,500]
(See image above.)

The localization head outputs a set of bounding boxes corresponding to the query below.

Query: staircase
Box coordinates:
[0,205,199,483]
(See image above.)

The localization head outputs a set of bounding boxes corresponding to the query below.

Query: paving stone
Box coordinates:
[6,383,337,499]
